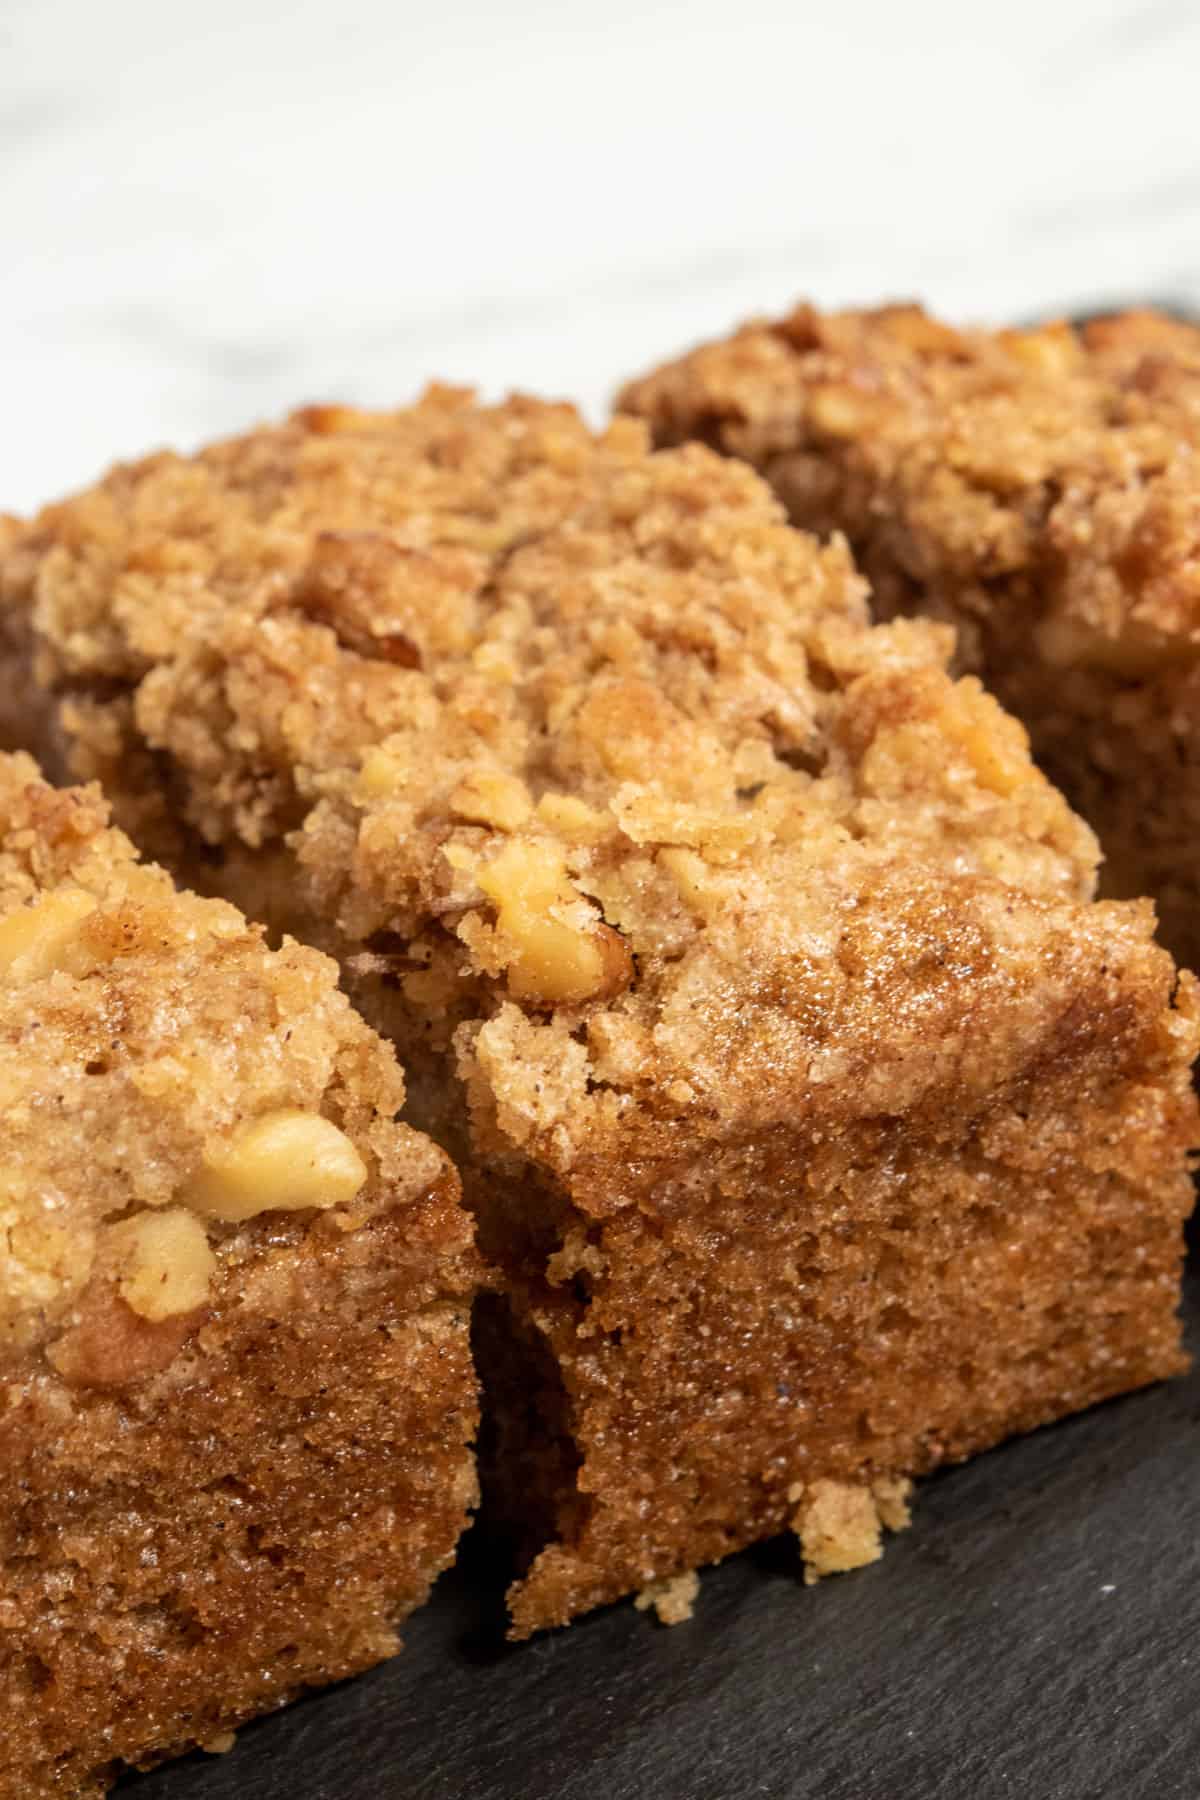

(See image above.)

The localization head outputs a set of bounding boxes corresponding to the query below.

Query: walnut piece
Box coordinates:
[110,1207,216,1321]
[293,531,424,666]
[188,1108,367,1222]
[449,770,532,832]
[476,840,632,1007]
[0,887,98,981]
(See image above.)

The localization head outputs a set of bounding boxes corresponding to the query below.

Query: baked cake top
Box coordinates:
[620,304,1200,675]
[0,752,459,1379]
[7,392,1192,1174]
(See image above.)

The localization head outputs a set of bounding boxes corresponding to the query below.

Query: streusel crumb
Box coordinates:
[790,1477,913,1585]
[635,1571,701,1625]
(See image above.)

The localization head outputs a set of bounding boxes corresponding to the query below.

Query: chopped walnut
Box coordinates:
[474,840,632,1007]
[110,1207,216,1321]
[0,887,98,981]
[293,531,424,666]
[189,1109,367,1222]
[450,770,532,832]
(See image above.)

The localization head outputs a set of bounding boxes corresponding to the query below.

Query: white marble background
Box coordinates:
[3,0,1200,513]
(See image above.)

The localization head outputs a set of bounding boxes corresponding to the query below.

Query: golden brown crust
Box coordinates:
[0,391,1107,1103]
[2,396,1196,1645]
[620,302,1200,967]
[0,753,480,1796]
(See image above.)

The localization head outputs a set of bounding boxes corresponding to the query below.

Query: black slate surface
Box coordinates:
[121,1261,1200,1800]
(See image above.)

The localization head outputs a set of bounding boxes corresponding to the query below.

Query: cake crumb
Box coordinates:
[201,1732,237,1756]
[871,1474,914,1534]
[792,1476,913,1586]
[634,1570,700,1625]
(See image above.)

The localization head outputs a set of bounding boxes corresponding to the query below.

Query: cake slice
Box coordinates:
[620,303,1200,971]
[2,393,1197,1642]
[0,753,479,1797]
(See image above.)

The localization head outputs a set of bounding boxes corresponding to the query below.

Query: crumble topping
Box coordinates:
[2,391,1119,1167]
[620,302,1200,667]
[0,752,444,1375]
[619,303,1200,972]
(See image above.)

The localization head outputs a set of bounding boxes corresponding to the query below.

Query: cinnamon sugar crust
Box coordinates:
[0,753,479,1796]
[621,302,1200,969]
[1,394,1197,1644]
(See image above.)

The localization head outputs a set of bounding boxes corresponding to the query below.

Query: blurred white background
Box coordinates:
[4,0,1199,511]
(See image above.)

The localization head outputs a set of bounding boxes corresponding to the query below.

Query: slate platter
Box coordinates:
[117,1253,1200,1800]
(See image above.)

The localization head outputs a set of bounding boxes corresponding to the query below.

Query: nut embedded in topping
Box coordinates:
[999,323,1083,378]
[807,384,868,438]
[188,1108,368,1222]
[535,792,609,842]
[0,887,98,982]
[477,839,633,1007]
[659,846,721,919]
[111,1207,216,1322]
[357,743,409,799]
[449,770,532,832]
[294,531,425,667]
